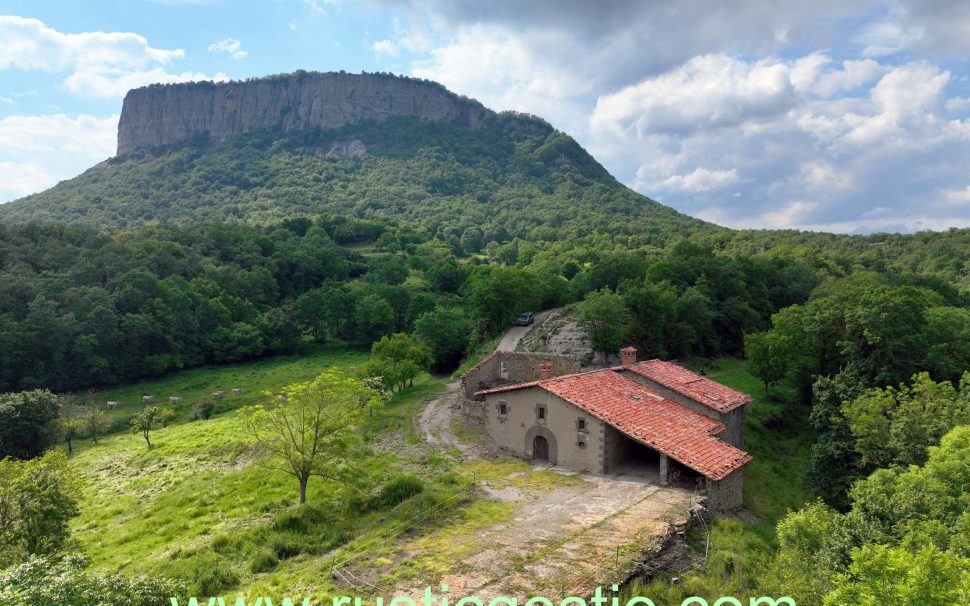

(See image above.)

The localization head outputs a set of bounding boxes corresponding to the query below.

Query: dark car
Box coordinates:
[515,312,535,326]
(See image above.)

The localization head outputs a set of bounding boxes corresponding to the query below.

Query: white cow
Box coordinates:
[231,387,243,395]
[169,396,183,403]
[106,401,119,410]
[142,395,153,403]
[211,391,225,399]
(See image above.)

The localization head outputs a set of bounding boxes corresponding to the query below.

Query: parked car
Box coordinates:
[515,312,535,326]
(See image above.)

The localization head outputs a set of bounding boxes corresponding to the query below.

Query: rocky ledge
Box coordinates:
[116,71,492,154]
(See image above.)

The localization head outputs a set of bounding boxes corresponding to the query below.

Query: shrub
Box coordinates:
[366,475,424,510]
[248,549,279,574]
[191,399,216,420]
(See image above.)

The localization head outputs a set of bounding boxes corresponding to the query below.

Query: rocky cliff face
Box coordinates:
[117,71,493,154]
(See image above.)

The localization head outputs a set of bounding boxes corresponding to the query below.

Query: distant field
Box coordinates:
[80,348,369,433]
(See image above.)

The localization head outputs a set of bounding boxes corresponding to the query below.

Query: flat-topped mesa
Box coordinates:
[116,71,493,154]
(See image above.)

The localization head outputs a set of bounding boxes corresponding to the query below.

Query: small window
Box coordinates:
[577,418,586,431]
[577,439,587,449]
[537,406,546,421]
[499,402,508,415]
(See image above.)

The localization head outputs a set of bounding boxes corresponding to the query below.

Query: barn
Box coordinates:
[473,348,753,512]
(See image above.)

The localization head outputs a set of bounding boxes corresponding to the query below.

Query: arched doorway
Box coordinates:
[533,435,550,461]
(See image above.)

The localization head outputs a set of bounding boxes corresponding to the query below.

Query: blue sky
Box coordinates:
[2,1,970,233]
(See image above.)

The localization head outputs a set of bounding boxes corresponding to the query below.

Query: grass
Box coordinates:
[77,347,369,434]
[64,349,470,598]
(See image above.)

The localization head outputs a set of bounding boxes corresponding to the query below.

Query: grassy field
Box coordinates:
[74,348,368,433]
[63,348,471,599]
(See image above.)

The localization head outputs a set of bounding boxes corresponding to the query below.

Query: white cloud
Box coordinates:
[0,113,117,202]
[855,21,925,57]
[372,39,399,57]
[0,16,222,98]
[659,168,740,193]
[591,55,796,138]
[411,24,591,132]
[207,38,247,60]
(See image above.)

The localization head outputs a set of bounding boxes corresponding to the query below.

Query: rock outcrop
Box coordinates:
[117,71,493,154]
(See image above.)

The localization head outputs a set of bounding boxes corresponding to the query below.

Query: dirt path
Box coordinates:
[417,310,551,459]
[496,309,554,352]
[417,380,486,460]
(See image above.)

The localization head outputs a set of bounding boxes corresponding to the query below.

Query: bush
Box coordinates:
[0,555,183,606]
[161,551,239,596]
[191,398,216,420]
[366,475,424,510]
[248,549,279,574]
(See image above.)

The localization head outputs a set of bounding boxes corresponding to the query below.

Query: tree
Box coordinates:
[413,308,468,373]
[83,408,109,445]
[246,371,383,504]
[158,407,176,428]
[824,544,969,606]
[577,287,628,363]
[807,368,867,509]
[744,330,789,397]
[129,406,162,447]
[0,451,81,567]
[58,418,84,454]
[467,267,539,336]
[367,333,432,392]
[0,390,61,460]
[353,294,396,345]
[0,554,183,606]
[842,371,970,469]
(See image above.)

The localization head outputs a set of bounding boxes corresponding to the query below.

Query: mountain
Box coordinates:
[0,71,712,248]
[116,71,493,153]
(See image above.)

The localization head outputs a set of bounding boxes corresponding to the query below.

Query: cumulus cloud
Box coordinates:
[372,39,399,56]
[0,16,223,98]
[399,1,970,232]
[0,113,117,202]
[659,168,740,193]
[207,38,247,60]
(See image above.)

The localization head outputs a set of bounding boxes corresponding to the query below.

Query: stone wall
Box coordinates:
[460,351,580,402]
[459,351,579,426]
[706,470,744,512]
[483,386,604,471]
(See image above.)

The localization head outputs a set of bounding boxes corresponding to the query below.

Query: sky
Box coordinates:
[2,1,970,233]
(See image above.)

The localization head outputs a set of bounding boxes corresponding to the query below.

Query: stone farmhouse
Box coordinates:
[464,347,753,512]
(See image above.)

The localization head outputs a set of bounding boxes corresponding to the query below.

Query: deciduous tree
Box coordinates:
[246,371,383,504]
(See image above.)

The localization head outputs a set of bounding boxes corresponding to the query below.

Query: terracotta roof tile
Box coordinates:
[622,360,753,413]
[477,369,751,481]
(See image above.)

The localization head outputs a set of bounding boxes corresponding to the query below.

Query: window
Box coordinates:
[577,418,586,431]
[498,402,508,415]
[577,439,587,449]
[537,406,546,421]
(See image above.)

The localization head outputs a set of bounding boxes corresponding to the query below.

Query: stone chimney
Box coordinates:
[620,347,638,366]
[539,361,553,380]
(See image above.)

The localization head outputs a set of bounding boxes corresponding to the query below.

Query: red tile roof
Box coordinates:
[477,369,752,480]
[621,360,752,413]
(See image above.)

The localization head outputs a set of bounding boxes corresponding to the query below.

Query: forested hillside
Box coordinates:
[0,114,708,249]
